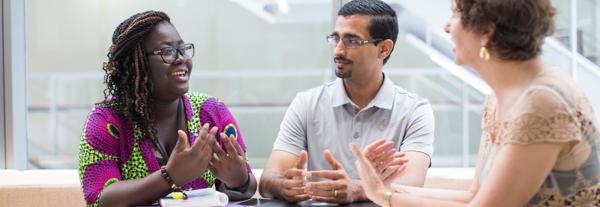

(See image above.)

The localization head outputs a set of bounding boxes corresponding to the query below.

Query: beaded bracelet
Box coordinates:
[160,166,182,192]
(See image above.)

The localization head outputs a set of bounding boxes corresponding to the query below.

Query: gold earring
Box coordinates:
[479,47,490,61]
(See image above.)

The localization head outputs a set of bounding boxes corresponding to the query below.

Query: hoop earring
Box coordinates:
[479,47,490,61]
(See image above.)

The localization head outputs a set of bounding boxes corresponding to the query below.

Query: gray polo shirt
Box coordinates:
[273,75,435,179]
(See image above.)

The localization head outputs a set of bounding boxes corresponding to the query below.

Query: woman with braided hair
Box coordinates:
[77,11,256,207]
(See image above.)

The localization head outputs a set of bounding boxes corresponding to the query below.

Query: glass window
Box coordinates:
[26,0,486,169]
[26,0,332,169]
[551,0,600,66]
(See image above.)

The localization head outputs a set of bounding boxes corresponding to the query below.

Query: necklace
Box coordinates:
[153,98,183,167]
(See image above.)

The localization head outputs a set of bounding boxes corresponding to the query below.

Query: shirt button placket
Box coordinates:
[353,115,360,139]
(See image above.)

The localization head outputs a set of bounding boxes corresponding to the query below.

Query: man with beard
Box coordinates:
[259,0,435,204]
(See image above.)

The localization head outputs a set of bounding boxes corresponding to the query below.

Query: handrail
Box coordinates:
[404,34,491,95]
[545,38,600,79]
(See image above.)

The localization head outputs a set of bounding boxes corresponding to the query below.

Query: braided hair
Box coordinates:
[102,10,170,139]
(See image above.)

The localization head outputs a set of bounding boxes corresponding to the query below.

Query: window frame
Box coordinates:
[2,0,27,170]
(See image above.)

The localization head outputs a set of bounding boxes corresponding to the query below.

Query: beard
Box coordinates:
[335,68,352,78]
[334,56,353,79]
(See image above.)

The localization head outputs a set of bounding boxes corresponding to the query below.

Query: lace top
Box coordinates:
[478,70,600,206]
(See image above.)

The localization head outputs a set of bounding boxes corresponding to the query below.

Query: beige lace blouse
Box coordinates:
[478,70,600,206]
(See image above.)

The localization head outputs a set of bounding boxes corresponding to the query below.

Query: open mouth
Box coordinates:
[172,71,187,77]
[171,70,189,83]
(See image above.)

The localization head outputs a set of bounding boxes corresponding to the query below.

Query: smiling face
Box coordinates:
[443,1,486,67]
[332,15,384,80]
[144,21,193,102]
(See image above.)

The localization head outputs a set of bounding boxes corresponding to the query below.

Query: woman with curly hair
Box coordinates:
[77,11,256,207]
[351,0,600,206]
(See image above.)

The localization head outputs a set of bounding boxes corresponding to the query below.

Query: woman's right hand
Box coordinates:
[165,123,217,186]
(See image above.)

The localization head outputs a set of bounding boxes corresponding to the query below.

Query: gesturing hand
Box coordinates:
[209,131,249,189]
[305,150,358,204]
[350,143,388,206]
[279,150,310,202]
[363,139,409,185]
[165,123,216,186]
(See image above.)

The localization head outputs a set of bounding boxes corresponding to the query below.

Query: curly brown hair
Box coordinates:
[102,10,170,139]
[456,0,556,61]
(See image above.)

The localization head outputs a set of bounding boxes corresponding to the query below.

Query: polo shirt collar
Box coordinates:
[371,74,395,110]
[330,73,395,110]
[331,78,351,108]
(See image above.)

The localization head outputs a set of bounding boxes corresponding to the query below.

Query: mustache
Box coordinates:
[334,56,353,64]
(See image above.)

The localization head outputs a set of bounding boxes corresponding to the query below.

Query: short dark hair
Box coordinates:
[456,0,556,61]
[338,0,398,64]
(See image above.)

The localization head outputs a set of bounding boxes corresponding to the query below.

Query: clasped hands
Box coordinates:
[280,139,408,204]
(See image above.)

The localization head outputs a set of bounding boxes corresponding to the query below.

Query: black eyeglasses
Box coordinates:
[148,43,195,64]
[326,35,382,48]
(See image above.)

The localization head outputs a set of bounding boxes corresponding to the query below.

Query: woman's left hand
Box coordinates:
[350,143,388,206]
[209,132,249,189]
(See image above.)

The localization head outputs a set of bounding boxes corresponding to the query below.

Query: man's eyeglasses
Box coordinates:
[148,43,195,64]
[326,35,382,48]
